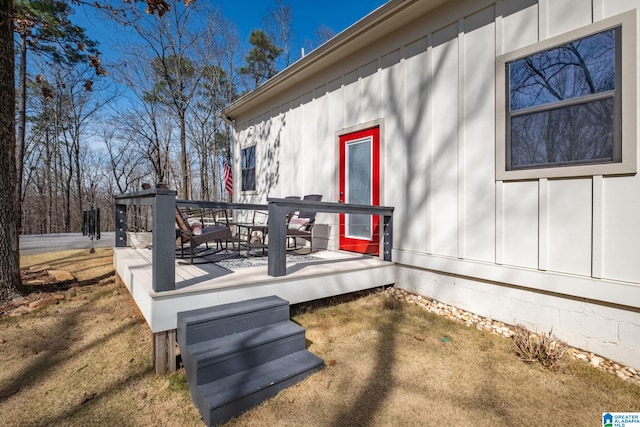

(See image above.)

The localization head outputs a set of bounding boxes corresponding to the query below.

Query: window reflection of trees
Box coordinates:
[241,146,256,191]
[508,28,618,169]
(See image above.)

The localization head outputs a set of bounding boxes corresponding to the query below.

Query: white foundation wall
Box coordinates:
[396,265,640,371]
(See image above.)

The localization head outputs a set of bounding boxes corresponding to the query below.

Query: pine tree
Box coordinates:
[239,29,283,89]
[0,0,21,302]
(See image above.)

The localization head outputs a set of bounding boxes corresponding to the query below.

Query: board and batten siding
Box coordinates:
[233,0,640,369]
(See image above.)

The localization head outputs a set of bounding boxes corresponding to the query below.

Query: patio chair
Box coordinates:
[175,207,233,263]
[284,195,301,225]
[286,194,322,253]
[284,196,301,247]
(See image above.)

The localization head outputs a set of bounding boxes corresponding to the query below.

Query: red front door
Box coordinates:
[339,127,380,255]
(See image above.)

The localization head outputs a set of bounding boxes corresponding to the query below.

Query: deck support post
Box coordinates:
[154,330,177,374]
[115,271,123,287]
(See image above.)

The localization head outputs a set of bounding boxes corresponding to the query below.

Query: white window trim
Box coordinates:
[496,10,637,181]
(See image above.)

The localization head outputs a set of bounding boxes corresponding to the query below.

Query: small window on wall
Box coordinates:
[241,146,256,192]
[496,11,636,180]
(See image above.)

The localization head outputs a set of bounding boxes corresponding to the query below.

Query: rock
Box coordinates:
[28,297,58,310]
[48,270,75,282]
[13,297,29,307]
[590,356,603,368]
[8,306,31,317]
[29,264,50,272]
[24,280,47,285]
[53,294,66,301]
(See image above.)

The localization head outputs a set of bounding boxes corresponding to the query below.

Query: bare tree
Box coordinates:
[13,0,105,238]
[110,0,223,198]
[188,64,237,200]
[263,0,294,67]
[20,60,112,232]
[314,25,336,46]
[101,127,146,194]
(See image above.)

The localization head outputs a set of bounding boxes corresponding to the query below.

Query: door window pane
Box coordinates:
[346,138,372,239]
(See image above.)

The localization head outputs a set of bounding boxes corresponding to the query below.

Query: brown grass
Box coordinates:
[1,249,638,426]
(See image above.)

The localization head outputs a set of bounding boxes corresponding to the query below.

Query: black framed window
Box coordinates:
[241,146,256,191]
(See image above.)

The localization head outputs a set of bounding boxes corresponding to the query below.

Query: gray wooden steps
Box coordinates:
[177,296,323,426]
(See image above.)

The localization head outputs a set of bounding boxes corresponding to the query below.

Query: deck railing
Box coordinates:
[115,188,178,293]
[266,197,394,276]
[114,189,394,291]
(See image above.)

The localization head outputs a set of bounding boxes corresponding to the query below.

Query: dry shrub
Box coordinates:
[381,295,403,310]
[512,325,567,369]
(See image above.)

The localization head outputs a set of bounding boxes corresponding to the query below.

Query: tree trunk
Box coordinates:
[45,129,52,233]
[198,139,209,200]
[0,0,23,302]
[74,135,83,224]
[64,152,72,232]
[179,111,191,199]
[15,34,26,236]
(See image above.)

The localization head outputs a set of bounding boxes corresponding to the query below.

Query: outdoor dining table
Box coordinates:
[231,222,268,257]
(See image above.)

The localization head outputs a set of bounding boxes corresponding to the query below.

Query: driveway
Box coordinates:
[19,232,115,255]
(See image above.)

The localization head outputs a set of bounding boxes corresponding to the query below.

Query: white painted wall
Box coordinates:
[231,0,640,369]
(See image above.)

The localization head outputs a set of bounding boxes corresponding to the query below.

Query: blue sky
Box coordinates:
[74,1,388,65]
[220,0,388,51]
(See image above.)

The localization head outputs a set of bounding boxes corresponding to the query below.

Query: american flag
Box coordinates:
[223,161,233,195]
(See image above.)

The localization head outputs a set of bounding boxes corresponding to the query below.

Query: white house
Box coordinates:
[223,0,640,370]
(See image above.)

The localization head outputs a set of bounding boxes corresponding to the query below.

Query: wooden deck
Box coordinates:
[114,247,396,334]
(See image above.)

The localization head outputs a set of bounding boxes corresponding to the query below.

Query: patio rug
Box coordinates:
[179,249,320,269]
